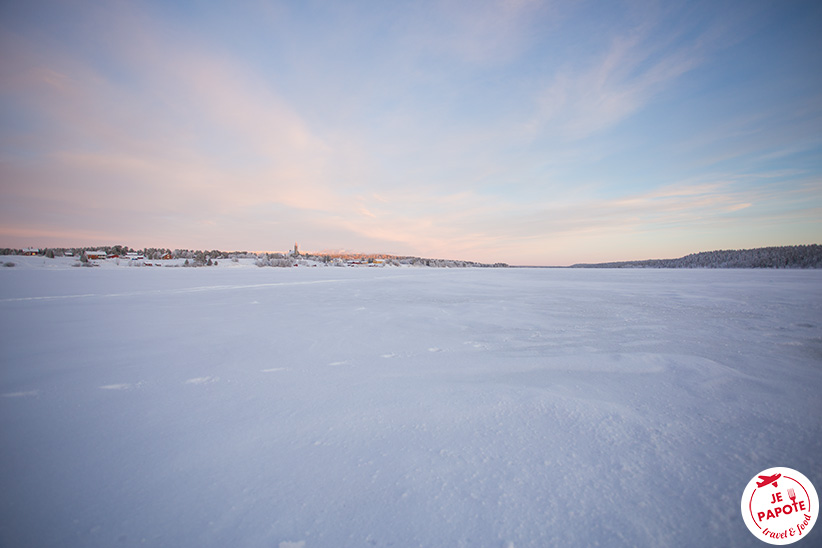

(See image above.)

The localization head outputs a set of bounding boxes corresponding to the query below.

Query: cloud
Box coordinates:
[0,12,357,232]
[527,10,704,140]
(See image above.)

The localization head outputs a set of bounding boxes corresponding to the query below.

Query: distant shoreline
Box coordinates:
[1,246,508,269]
[4,244,821,269]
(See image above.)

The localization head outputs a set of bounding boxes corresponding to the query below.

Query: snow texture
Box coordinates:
[1,260,820,547]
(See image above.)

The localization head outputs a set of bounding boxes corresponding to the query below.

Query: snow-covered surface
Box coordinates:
[1,258,820,547]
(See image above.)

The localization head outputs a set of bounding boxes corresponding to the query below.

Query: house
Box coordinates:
[23,248,39,256]
[86,251,107,260]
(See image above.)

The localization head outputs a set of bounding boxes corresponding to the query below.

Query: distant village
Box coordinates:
[1,243,509,268]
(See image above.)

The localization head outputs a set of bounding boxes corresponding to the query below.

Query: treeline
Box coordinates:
[572,245,822,269]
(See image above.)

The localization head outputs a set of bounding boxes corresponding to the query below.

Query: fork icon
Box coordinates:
[788,488,796,504]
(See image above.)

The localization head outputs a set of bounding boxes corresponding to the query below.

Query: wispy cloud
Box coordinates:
[0,16,354,232]
[528,21,703,140]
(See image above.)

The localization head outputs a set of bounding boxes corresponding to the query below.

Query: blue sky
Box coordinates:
[1,0,820,265]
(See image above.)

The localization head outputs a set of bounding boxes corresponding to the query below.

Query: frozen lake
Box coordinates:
[1,264,821,547]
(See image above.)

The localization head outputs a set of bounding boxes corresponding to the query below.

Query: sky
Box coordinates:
[1,0,820,265]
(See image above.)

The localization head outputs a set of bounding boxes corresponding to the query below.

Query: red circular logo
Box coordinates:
[741,467,818,544]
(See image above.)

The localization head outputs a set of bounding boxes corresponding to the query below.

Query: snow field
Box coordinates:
[1,266,821,547]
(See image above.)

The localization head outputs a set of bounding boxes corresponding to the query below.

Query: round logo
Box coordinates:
[741,467,818,544]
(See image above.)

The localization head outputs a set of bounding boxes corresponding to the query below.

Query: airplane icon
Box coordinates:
[757,473,781,488]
